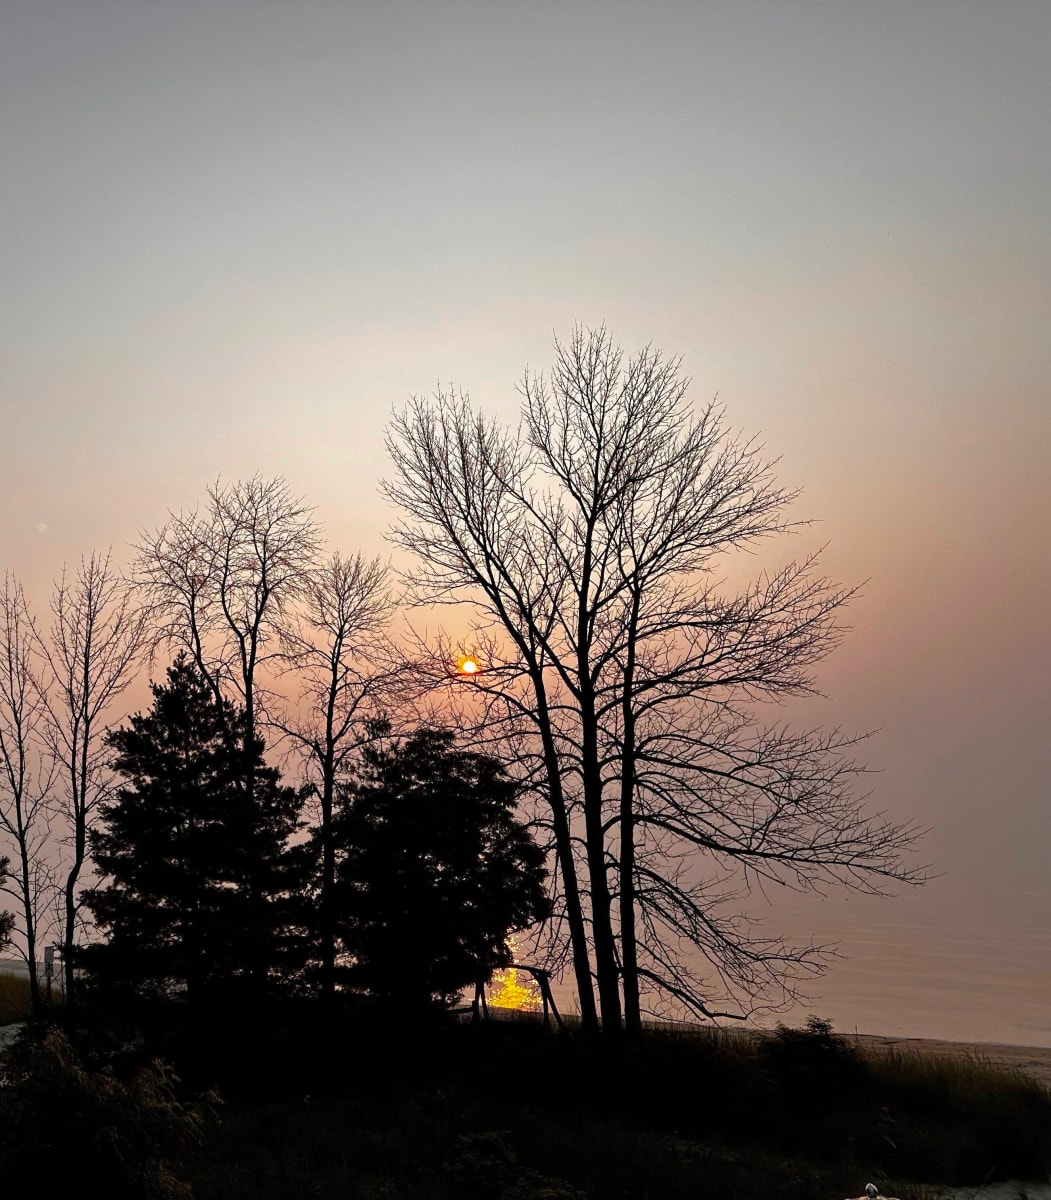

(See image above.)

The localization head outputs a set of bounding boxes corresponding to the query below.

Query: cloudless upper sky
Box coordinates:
[2,3,1049,949]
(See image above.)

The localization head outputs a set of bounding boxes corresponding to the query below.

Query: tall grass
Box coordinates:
[166,1010,1050,1200]
[0,973,32,1024]
[6,1002,1044,1198]
[862,1043,1051,1184]
[0,972,63,1023]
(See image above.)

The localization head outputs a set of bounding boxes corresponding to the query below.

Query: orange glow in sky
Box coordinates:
[459,657,480,675]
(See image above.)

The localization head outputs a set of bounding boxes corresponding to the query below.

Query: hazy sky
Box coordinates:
[2,3,1049,964]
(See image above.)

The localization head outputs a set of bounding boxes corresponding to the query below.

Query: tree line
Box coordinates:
[84,656,547,1012]
[0,326,924,1034]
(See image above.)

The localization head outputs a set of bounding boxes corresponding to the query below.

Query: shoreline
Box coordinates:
[3,998,1051,1090]
[845,1031,1051,1089]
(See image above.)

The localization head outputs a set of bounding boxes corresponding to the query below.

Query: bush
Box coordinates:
[0,1028,218,1199]
[444,1131,587,1200]
[761,1015,871,1099]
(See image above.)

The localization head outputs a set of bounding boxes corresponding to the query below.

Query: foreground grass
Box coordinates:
[165,1011,1049,1200]
[2,1006,1045,1198]
[0,972,31,1024]
[0,971,63,1023]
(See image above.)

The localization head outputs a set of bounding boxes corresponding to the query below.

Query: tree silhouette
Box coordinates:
[134,476,321,762]
[0,572,55,1015]
[83,655,301,1004]
[386,325,924,1035]
[0,858,13,953]
[35,551,146,1005]
[272,551,398,1004]
[333,727,549,1010]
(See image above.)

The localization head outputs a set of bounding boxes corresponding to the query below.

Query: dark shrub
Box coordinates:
[761,1016,870,1099]
[0,1028,217,1199]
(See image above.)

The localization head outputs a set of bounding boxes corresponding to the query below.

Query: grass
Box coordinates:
[860,1043,1051,1184]
[0,972,65,1024]
[162,1010,1050,1200]
[3,1005,1046,1198]
[0,972,32,1024]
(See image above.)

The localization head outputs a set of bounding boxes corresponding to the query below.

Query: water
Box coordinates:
[546,878,1051,1048]
[755,880,1051,1047]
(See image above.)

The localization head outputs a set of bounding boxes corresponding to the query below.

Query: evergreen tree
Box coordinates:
[0,857,13,953]
[83,655,301,1004]
[333,727,549,1009]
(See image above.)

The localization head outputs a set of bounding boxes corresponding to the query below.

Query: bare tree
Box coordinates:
[36,552,146,1003]
[0,573,56,1016]
[386,326,924,1036]
[134,476,322,787]
[386,402,601,1031]
[272,551,396,1002]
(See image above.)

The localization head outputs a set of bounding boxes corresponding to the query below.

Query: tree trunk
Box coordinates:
[614,744,638,1036]
[579,685,622,1035]
[575,524,622,1035]
[532,670,597,1033]
[63,845,81,1006]
[242,676,269,998]
[18,839,41,1017]
[63,737,88,1007]
[619,592,642,1038]
[320,759,336,1005]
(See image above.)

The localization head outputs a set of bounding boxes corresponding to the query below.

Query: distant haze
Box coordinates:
[1,2,1048,1041]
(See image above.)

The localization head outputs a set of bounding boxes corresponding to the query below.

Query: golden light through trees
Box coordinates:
[458,657,480,675]
[488,964,542,1013]
[488,936,542,1012]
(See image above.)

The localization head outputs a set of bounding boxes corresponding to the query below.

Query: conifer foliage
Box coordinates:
[83,654,301,1003]
[0,857,13,952]
[333,727,549,1008]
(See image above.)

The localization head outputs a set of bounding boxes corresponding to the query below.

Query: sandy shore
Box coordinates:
[846,1032,1051,1089]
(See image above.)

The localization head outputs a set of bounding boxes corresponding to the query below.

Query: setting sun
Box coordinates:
[459,657,480,675]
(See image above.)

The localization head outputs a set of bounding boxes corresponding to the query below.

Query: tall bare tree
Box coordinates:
[0,573,56,1016]
[386,402,601,1031]
[386,326,923,1036]
[272,551,396,1001]
[36,552,145,1003]
[135,476,322,785]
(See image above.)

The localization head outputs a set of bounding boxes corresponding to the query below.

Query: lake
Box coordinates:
[760,878,1051,1047]
[546,877,1051,1048]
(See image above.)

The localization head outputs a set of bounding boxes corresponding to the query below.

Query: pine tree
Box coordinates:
[333,727,549,1010]
[83,655,301,1004]
[0,857,14,953]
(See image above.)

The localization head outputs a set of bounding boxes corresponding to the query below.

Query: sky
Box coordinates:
[1,2,1049,1034]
